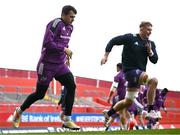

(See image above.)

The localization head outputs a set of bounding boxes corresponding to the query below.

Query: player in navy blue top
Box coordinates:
[101,21,159,127]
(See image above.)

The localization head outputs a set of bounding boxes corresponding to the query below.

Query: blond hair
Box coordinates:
[139,21,152,28]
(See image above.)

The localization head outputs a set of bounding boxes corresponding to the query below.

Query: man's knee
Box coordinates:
[125,98,134,106]
[148,77,158,87]
[139,72,158,87]
[139,73,149,84]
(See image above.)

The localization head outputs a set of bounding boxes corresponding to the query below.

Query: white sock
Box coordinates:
[64,115,71,121]
[122,124,128,130]
[16,107,23,115]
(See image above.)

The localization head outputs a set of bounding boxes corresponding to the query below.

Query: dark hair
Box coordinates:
[139,21,152,28]
[161,88,169,96]
[162,88,168,92]
[62,5,77,15]
[116,63,122,69]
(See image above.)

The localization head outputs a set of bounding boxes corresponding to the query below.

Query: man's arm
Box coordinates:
[147,41,158,64]
[42,21,65,53]
[43,30,64,52]
[101,52,110,65]
[101,34,128,65]
[107,81,118,103]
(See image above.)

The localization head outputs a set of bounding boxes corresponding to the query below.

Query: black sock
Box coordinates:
[142,126,145,129]
[135,125,139,130]
[147,105,154,112]
[107,108,116,117]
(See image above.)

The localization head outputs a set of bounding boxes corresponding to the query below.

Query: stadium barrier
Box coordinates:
[0,67,180,128]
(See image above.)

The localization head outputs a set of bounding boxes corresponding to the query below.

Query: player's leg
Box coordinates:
[119,108,128,130]
[146,77,158,107]
[58,86,66,105]
[104,96,120,130]
[133,99,145,129]
[103,99,116,130]
[137,113,145,129]
[139,72,158,118]
[58,86,66,122]
[12,62,54,128]
[147,118,156,129]
[139,72,158,109]
[55,72,80,130]
[105,116,116,131]
[103,98,133,127]
[12,84,50,128]
[103,69,140,127]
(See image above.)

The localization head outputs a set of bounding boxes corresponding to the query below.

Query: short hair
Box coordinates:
[162,88,168,92]
[161,88,169,96]
[139,21,152,28]
[61,5,77,15]
[117,63,122,69]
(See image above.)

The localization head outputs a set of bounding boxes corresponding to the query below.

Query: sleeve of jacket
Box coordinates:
[149,41,158,64]
[105,34,131,52]
[42,22,64,53]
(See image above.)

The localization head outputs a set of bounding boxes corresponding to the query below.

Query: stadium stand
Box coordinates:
[0,68,180,128]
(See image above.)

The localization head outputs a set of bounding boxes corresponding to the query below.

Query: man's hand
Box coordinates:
[65,55,71,67]
[107,97,111,103]
[145,42,153,56]
[101,57,108,65]
[100,52,109,65]
[164,107,167,113]
[64,47,73,59]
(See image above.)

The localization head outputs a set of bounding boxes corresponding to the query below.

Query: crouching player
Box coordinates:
[146,88,169,129]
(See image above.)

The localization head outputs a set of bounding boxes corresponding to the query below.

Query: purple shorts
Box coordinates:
[124,69,143,88]
[112,95,125,106]
[36,62,70,85]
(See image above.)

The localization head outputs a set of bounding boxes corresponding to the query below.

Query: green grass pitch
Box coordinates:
[4,128,180,135]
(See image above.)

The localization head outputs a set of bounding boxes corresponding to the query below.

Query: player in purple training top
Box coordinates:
[105,63,128,130]
[146,88,169,129]
[154,88,168,118]
[11,5,80,130]
[101,21,158,128]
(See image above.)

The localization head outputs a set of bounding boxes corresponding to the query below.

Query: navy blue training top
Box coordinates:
[105,33,158,72]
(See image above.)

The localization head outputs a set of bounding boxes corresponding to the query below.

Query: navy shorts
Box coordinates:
[124,69,143,88]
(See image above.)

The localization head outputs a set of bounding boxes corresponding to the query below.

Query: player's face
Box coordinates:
[116,67,121,72]
[140,25,152,40]
[63,10,76,25]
